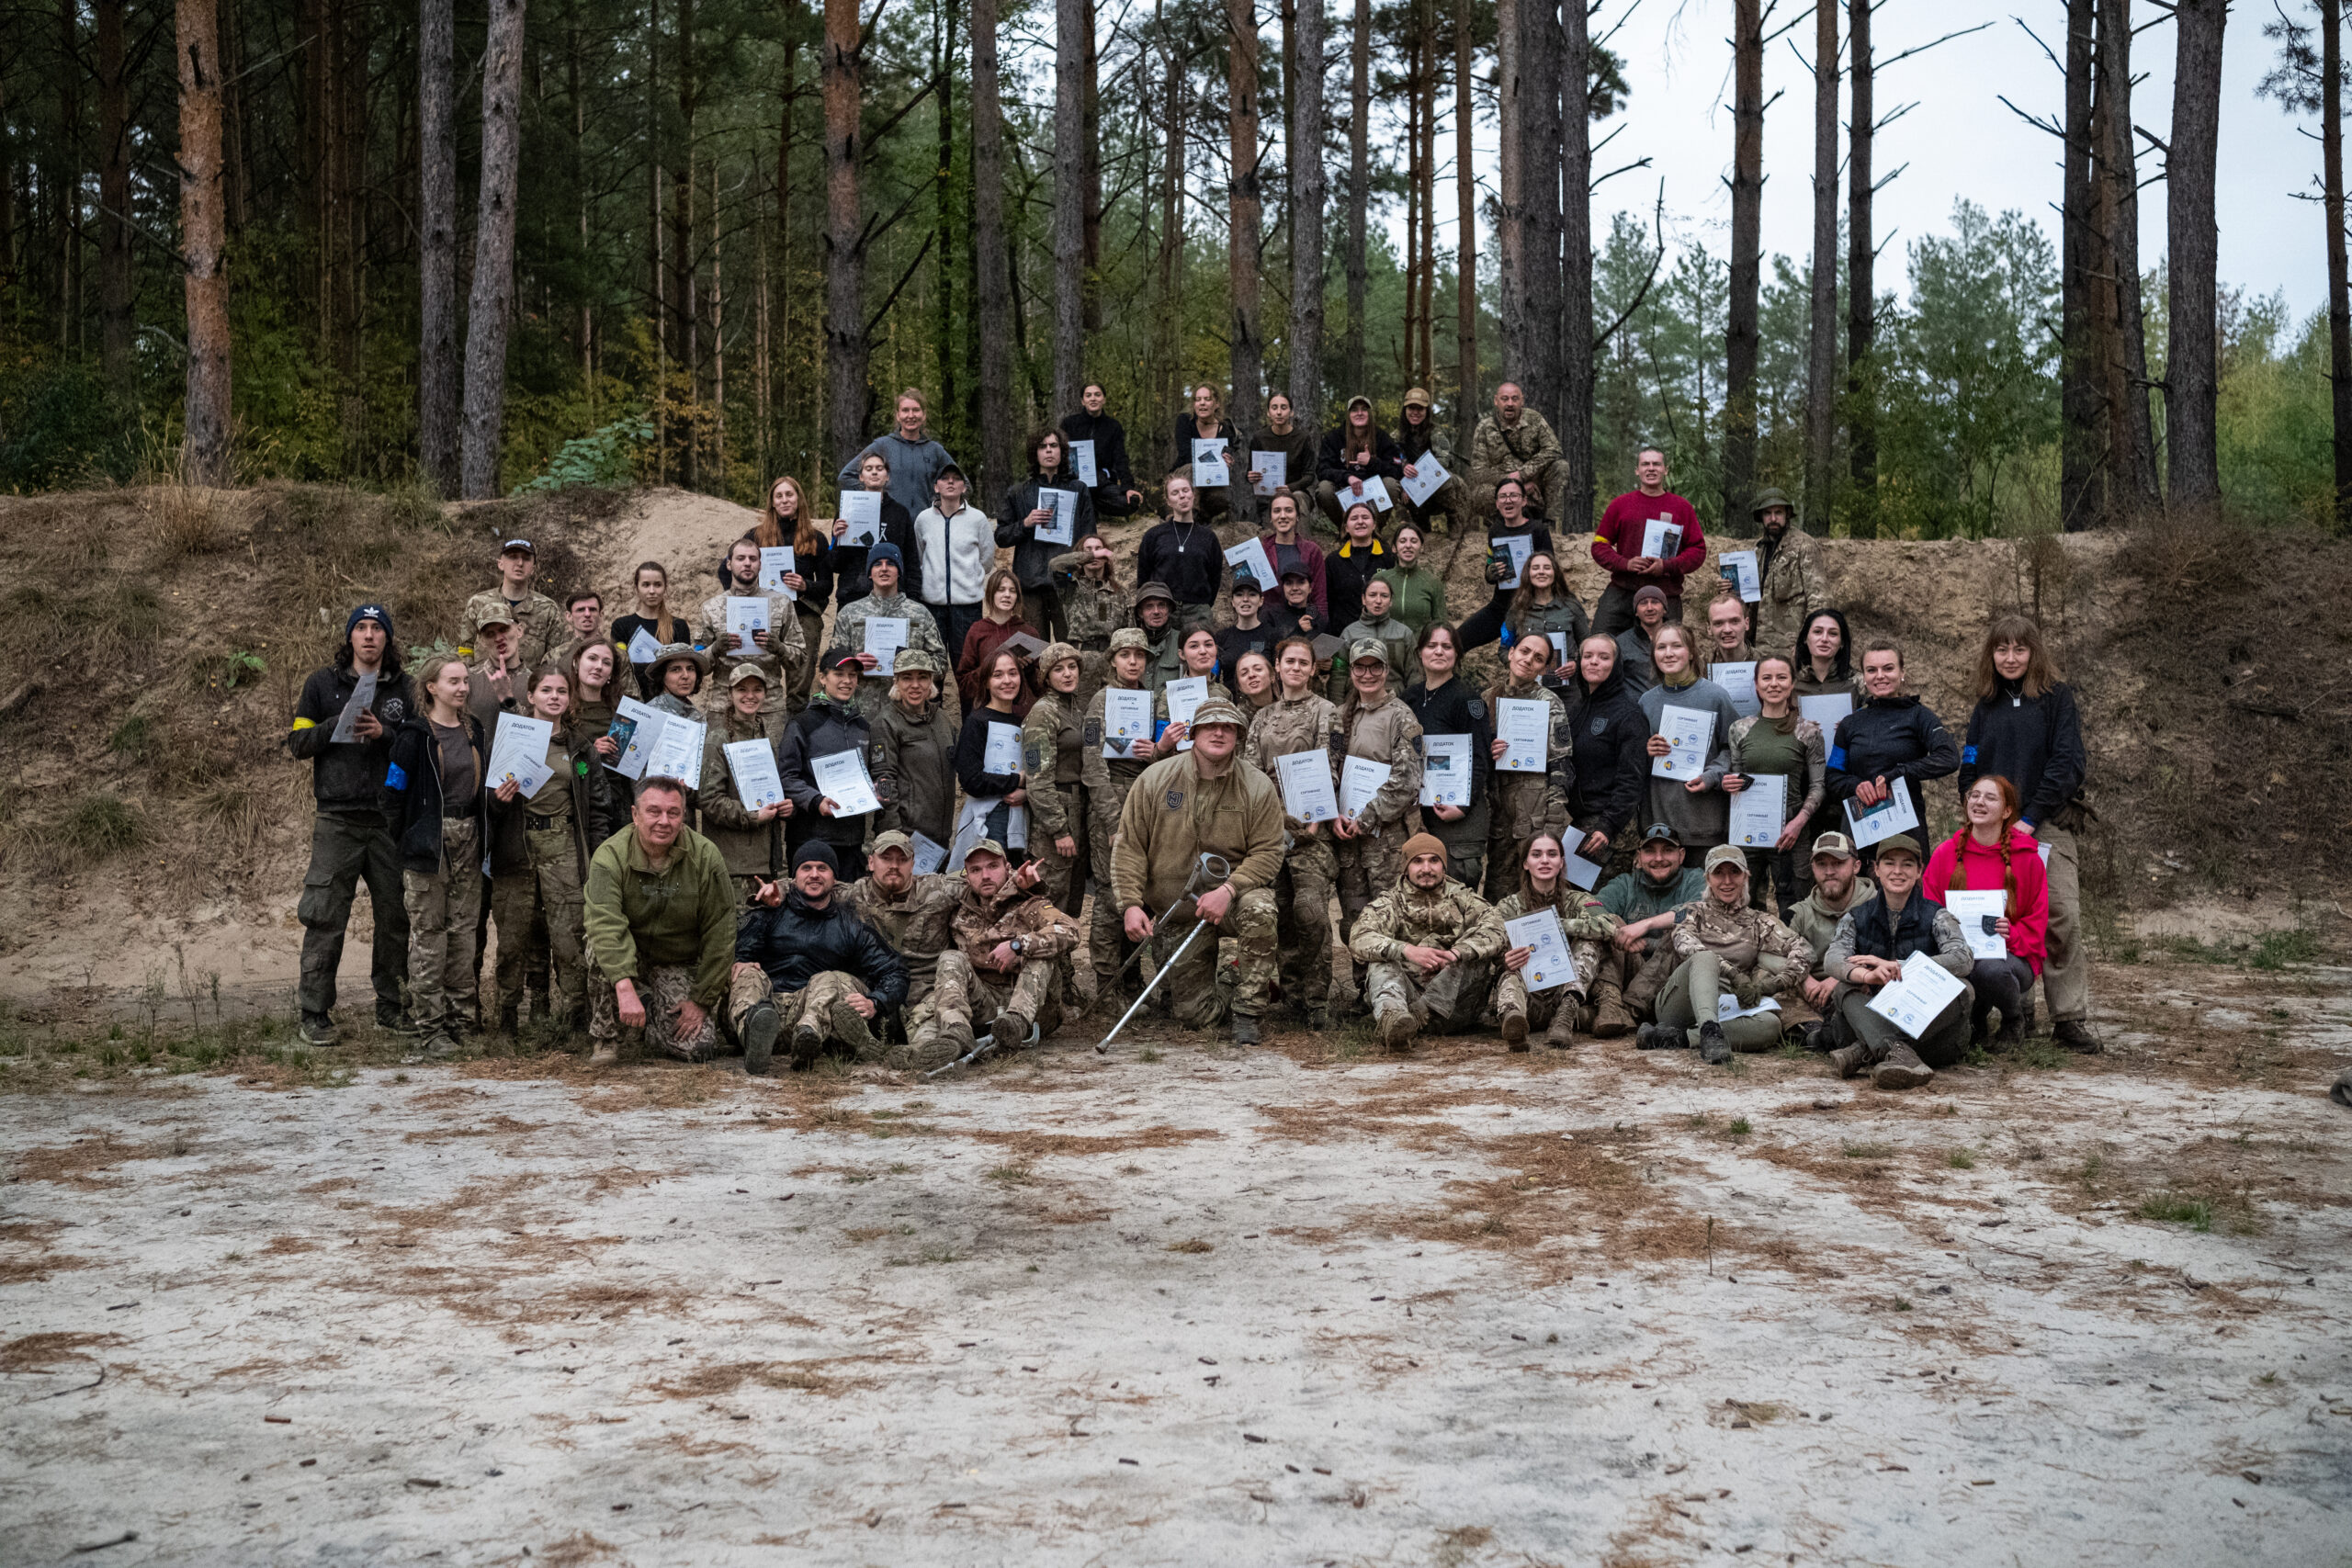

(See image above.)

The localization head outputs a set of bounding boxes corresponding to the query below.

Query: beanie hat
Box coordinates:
[347,604,394,640]
[868,542,905,571]
[1401,831,1447,866]
[793,840,840,874]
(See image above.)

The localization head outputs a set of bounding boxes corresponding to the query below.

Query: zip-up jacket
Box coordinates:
[1959,679,2086,831]
[289,660,414,814]
[379,712,490,874]
[736,886,910,1009]
[995,466,1099,591]
[1826,694,1961,833]
[1562,667,1650,842]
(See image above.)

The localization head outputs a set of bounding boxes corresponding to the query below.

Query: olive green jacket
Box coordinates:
[582,825,739,1006]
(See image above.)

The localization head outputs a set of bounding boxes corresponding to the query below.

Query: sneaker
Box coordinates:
[1871,1040,1936,1089]
[1499,1008,1530,1052]
[298,1011,338,1048]
[1231,1013,1262,1046]
[1376,1005,1418,1051]
[741,1001,780,1077]
[789,1022,824,1071]
[376,1001,416,1034]
[2053,1020,2103,1055]
[1697,1021,1731,1065]
[1634,1022,1686,1051]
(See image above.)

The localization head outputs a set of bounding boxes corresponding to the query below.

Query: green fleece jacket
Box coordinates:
[1373,563,1450,637]
[582,825,739,1006]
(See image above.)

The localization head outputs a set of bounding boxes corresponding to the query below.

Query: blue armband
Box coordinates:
[1961,744,1977,764]
[385,761,408,791]
[1826,746,1847,770]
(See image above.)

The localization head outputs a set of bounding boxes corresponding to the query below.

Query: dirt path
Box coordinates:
[5,954,2347,1564]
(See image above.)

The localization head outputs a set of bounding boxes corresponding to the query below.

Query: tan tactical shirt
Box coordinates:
[1348,878,1509,965]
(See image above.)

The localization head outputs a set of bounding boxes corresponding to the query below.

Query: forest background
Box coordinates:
[0,0,2343,538]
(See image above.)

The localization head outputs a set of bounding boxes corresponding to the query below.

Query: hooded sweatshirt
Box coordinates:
[1925,827,2050,973]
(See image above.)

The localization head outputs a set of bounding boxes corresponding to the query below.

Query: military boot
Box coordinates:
[299,1011,338,1048]
[1697,1021,1731,1065]
[788,1021,825,1071]
[1498,1005,1531,1052]
[740,1000,780,1077]
[1230,1013,1262,1046]
[1871,1040,1935,1090]
[1544,1010,1578,1050]
[989,1011,1036,1053]
[1589,980,1634,1038]
[1376,1005,1418,1052]
[1828,1040,1885,1078]
[498,1001,521,1037]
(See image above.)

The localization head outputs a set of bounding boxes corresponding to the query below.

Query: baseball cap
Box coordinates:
[1349,638,1389,665]
[500,537,534,555]
[1873,833,1925,863]
[892,648,939,677]
[963,838,1008,864]
[1703,844,1748,873]
[1189,697,1248,730]
[1809,830,1858,861]
[824,649,864,671]
[1640,823,1683,846]
[726,663,770,687]
[870,830,914,856]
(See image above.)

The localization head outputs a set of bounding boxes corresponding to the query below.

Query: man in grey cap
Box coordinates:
[1131,580,1184,692]
[1816,832,1974,1090]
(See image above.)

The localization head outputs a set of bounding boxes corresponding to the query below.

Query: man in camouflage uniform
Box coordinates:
[1113,696,1285,1043]
[1049,537,1131,696]
[582,780,738,1064]
[1636,845,1813,1064]
[1331,641,1426,940]
[831,543,953,722]
[842,831,977,1070]
[1749,488,1830,659]
[459,537,565,668]
[952,840,1081,1049]
[695,664,793,900]
[1243,658,1340,1029]
[1482,634,1575,902]
[695,536,806,717]
[1351,834,1510,1050]
[1466,383,1572,521]
[1080,629,1170,1004]
[1133,582,1185,693]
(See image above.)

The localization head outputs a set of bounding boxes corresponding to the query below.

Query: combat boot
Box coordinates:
[1544,1010,1578,1050]
[2053,1020,2102,1055]
[498,1002,521,1037]
[788,1021,824,1071]
[1589,980,1634,1038]
[1306,1008,1333,1032]
[1231,1013,1262,1046]
[1871,1040,1935,1089]
[989,1011,1036,1053]
[1375,1005,1418,1052]
[1498,1005,1530,1051]
[299,1011,338,1048]
[1634,1021,1686,1051]
[1828,1040,1884,1078]
[1697,1021,1731,1065]
[740,1000,780,1077]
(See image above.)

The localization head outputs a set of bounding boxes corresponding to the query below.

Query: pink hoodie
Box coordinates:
[1925,827,2049,974]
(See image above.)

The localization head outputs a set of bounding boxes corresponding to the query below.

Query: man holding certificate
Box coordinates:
[695,536,804,716]
[1817,834,1976,1089]
[1590,447,1707,634]
[777,653,878,881]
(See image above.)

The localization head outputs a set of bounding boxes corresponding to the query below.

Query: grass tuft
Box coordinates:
[1947,1148,1976,1169]
[2136,1194,2214,1233]
[58,792,149,858]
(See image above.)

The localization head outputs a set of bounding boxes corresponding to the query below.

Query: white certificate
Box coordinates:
[611,697,660,780]
[626,626,662,665]
[810,748,880,817]
[329,671,378,743]
[1340,755,1392,818]
[1036,487,1079,547]
[1191,436,1230,489]
[1563,845,1606,890]
[1496,697,1549,773]
[725,596,770,653]
[1069,438,1099,487]
[1718,994,1781,1022]
[1355,475,1394,513]
[1419,734,1472,807]
[1713,660,1759,717]
[1490,534,1534,591]
[1640,516,1684,562]
[1718,549,1761,602]
[1225,536,1278,594]
[1728,773,1785,848]
[1843,787,1920,848]
[490,739,558,799]
[643,713,706,791]
[839,490,884,546]
[1275,750,1340,823]
[489,712,553,781]
[1945,889,2010,962]
[1400,454,1450,508]
[1163,675,1208,750]
[983,720,1024,777]
[1798,693,1853,731]
[724,739,786,811]
[863,615,910,677]
[1250,450,1287,497]
[1101,686,1154,758]
[1503,910,1577,993]
[1652,705,1714,779]
[759,547,797,601]
[1865,950,1969,1039]
[910,830,948,876]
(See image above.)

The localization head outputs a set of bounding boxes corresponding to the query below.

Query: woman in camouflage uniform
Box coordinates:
[1243,636,1340,1029]
[1329,641,1427,950]
[1480,633,1574,903]
[1078,629,1172,1005]
[1485,832,1623,1051]
[1023,643,1091,919]
[1048,532,1130,697]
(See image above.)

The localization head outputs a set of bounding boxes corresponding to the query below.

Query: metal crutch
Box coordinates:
[1093,852,1231,1054]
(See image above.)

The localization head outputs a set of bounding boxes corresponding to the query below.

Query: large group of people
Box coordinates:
[288,382,2099,1090]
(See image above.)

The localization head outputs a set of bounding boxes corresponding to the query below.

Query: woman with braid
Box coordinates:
[1924,773,2049,1049]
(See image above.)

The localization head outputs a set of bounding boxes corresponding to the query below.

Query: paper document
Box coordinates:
[609,697,658,779]
[724,596,770,653]
[642,714,706,791]
[1563,846,1606,890]
[863,615,910,677]
[1843,788,1920,848]
[1250,450,1288,497]
[627,626,662,665]
[1797,693,1853,731]
[983,720,1024,777]
[1225,537,1277,594]
[329,671,378,744]
[1717,994,1781,1022]
[758,547,797,600]
[1496,697,1549,773]
[910,831,948,877]
[1504,910,1577,993]
[839,490,884,546]
[999,632,1047,660]
[810,749,880,817]
[1340,756,1392,818]
[1163,676,1209,750]
[724,739,786,812]
[1419,734,1472,807]
[1652,705,1715,779]
[1355,476,1394,513]
[1945,889,2010,962]
[1101,686,1154,759]
[1728,773,1786,848]
[1276,750,1340,823]
[1489,535,1534,591]
[1865,949,1969,1038]
[1036,487,1079,547]
[1400,456,1450,509]
[1718,549,1761,602]
[1713,660,1759,716]
[1191,437,1230,489]
[1069,438,1099,487]
[1640,517,1685,562]
[489,713,554,782]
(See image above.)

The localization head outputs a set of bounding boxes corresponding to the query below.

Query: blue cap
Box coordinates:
[346,604,394,638]
[869,542,905,570]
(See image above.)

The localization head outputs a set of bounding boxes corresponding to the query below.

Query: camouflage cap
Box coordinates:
[1348,638,1391,665]
[1703,844,1749,874]
[892,647,939,677]
[963,837,1008,864]
[1809,830,1858,861]
[870,829,914,856]
[726,662,770,687]
[1109,627,1151,654]
[1036,640,1081,673]
[1188,696,1248,731]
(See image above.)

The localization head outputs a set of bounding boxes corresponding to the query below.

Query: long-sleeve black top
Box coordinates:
[1059,408,1138,499]
[1562,669,1650,841]
[1136,516,1227,607]
[955,705,1028,800]
[1404,675,1496,814]
[1317,426,1405,488]
[1826,694,1962,830]
[831,497,918,606]
[994,466,1099,590]
[1959,679,2086,831]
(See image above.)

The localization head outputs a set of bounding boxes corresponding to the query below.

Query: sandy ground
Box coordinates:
[5,953,2349,1566]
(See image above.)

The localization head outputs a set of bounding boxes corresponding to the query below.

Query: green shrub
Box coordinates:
[59,793,149,858]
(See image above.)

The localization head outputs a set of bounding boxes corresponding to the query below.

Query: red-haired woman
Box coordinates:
[1924,773,2049,1049]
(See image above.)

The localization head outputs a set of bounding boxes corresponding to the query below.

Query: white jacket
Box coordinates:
[914,504,996,607]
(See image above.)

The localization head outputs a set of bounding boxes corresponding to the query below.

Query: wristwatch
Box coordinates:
[1010,937,1025,957]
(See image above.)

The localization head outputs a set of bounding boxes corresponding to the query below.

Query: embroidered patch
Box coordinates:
[1083,719,1102,747]
[1465,698,1487,721]
[1589,717,1608,737]
[1164,789,1185,810]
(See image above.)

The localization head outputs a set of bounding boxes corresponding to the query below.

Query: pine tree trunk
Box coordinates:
[2165,0,2224,514]
[1053,0,1087,417]
[420,0,458,496]
[2059,0,2099,530]
[1344,0,1370,393]
[972,0,1015,492]
[459,0,526,499]
[1081,0,1103,331]
[97,0,134,401]
[1453,0,1476,439]
[176,0,232,486]
[823,0,868,470]
[1417,5,1435,385]
[1724,0,1763,537]
[1804,0,1838,532]
[1288,0,1326,427]
[673,0,700,488]
[933,2,957,442]
[1518,0,1561,422]
[2326,0,2352,525]
[1844,0,1876,536]
[1556,0,1593,531]
[1151,18,1183,423]
[1228,0,1265,439]
[2095,0,2159,523]
[1495,0,1521,368]
[650,0,667,485]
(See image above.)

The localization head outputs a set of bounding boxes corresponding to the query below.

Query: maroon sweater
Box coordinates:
[1592,490,1707,594]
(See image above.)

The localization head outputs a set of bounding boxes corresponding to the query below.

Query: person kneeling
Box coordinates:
[1817,833,1975,1090]
[952,840,1081,1055]
[1636,846,1813,1064]
[730,841,910,1073]
[1487,833,1623,1051]
[582,778,738,1064]
[1350,834,1509,1051]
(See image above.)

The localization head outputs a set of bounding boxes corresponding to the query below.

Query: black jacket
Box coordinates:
[1326,538,1390,633]
[379,712,490,874]
[290,660,415,815]
[1960,680,2086,830]
[1317,427,1405,488]
[1136,517,1227,607]
[955,705,1027,800]
[1562,667,1649,840]
[1826,694,1961,831]
[485,728,624,881]
[736,887,910,1009]
[831,497,918,606]
[1405,676,1495,821]
[1171,412,1238,479]
[776,696,873,852]
[995,467,1099,590]
[1059,408,1138,505]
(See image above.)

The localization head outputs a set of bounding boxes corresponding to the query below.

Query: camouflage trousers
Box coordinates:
[1364,956,1497,1038]
[965,954,1067,1039]
[899,953,978,1072]
[1087,780,1140,993]
[1031,783,1089,919]
[1157,886,1278,1026]
[1484,936,1608,1029]
[1335,820,1411,936]
[401,818,483,1032]
[725,965,882,1061]
[490,826,588,1025]
[297,808,409,1016]
[591,962,722,1060]
[1273,835,1339,1012]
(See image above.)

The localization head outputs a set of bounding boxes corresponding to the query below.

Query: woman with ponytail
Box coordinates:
[1924,773,2049,1048]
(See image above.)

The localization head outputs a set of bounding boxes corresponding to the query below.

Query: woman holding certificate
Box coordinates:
[1454,477,1555,653]
[381,655,492,1056]
[1479,633,1573,901]
[1329,643,1428,943]
[1500,550,1591,690]
[1170,383,1235,525]
[1314,394,1405,530]
[1636,624,1741,858]
[609,563,693,700]
[994,426,1095,642]
[1023,644,1091,917]
[1825,640,1960,872]
[486,665,620,1037]
[1244,637,1341,1029]
[1924,774,2048,1049]
[567,640,622,759]
[1561,636,1652,875]
[1403,624,1494,890]
[1724,655,1827,914]
[1486,834,1623,1050]
[695,665,794,901]
[954,649,1033,867]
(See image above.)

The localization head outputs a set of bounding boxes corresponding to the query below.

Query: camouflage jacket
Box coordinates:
[1466,410,1565,491]
[832,591,953,720]
[695,589,805,712]
[1490,886,1622,944]
[1482,674,1573,841]
[1023,690,1087,838]
[1245,693,1338,832]
[1080,682,1170,793]
[1669,895,1813,989]
[843,871,963,989]
[1048,551,1131,649]
[459,587,565,668]
[954,883,1080,969]
[1755,527,1830,660]
[1348,878,1509,965]
[1330,691,1424,834]
[696,706,790,879]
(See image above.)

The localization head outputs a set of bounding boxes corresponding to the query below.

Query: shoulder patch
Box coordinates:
[1164,788,1185,810]
[1465,697,1487,721]
[1083,718,1102,748]
[1409,733,1423,756]
[1589,716,1608,737]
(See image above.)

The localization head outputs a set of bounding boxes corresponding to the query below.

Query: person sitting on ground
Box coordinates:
[1818,833,1975,1090]
[1316,393,1407,530]
[732,840,910,1073]
[951,839,1082,1055]
[833,542,953,722]
[777,651,878,882]
[1486,832,1623,1051]
[1635,846,1812,1064]
[1335,575,1415,688]
[486,663,621,1038]
[1374,523,1449,637]
[1350,833,1510,1052]
[1599,823,1708,978]
[1613,584,1669,696]
[867,648,957,855]
[1783,830,1875,1044]
[695,665,795,902]
[1393,388,1466,532]
[1924,774,2049,1050]
[460,537,563,668]
[381,651,488,1057]
[1466,380,1569,519]
[842,835,1048,1070]
[581,776,737,1065]
[956,567,1044,715]
[695,536,805,718]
